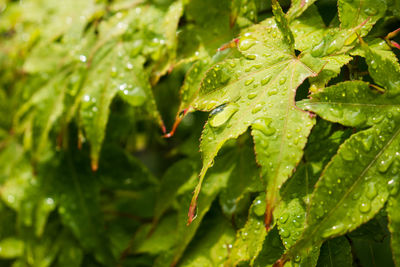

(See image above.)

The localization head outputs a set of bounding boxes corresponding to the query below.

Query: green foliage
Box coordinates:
[0,0,400,266]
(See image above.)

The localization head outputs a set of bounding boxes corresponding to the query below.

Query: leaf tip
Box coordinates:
[91,159,98,172]
[187,201,197,226]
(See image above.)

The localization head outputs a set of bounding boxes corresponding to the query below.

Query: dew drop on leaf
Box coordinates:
[252,117,276,136]
[279,213,288,224]
[280,228,290,238]
[238,37,256,51]
[388,176,400,196]
[253,199,266,217]
[247,91,257,99]
[245,77,255,86]
[321,223,345,238]
[209,104,238,127]
[378,155,394,173]
[123,86,147,106]
[268,88,278,96]
[341,149,355,161]
[366,183,377,200]
[364,7,377,16]
[361,135,374,152]
[359,202,371,213]
[251,103,263,114]
[261,76,271,85]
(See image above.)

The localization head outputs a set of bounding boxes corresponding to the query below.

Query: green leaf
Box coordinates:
[316,236,352,267]
[350,38,398,64]
[46,154,114,265]
[387,185,400,265]
[274,120,350,266]
[338,0,386,36]
[219,135,263,217]
[284,117,400,262]
[56,232,84,267]
[299,81,399,128]
[189,19,324,225]
[143,144,239,266]
[309,54,352,91]
[271,0,295,53]
[0,237,24,259]
[253,227,285,267]
[287,0,318,20]
[80,43,161,170]
[179,216,235,266]
[230,0,258,27]
[14,73,66,161]
[182,0,235,58]
[153,159,198,222]
[350,234,395,267]
[360,40,400,96]
[228,194,267,265]
[150,0,184,83]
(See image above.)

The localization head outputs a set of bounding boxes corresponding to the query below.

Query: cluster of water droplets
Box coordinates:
[236,0,256,22]
[81,94,99,120]
[277,211,305,247]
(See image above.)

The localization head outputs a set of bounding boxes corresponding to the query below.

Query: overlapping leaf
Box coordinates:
[80,43,161,169]
[188,8,324,225]
[284,79,400,261]
[316,237,352,267]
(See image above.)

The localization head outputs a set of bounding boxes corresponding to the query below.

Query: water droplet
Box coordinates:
[209,103,226,115]
[7,195,15,204]
[372,115,384,124]
[245,77,255,86]
[366,183,377,200]
[261,76,271,85]
[83,94,91,102]
[370,60,377,69]
[252,117,276,136]
[341,149,355,161]
[352,192,360,200]
[253,198,265,216]
[279,77,286,85]
[238,37,256,51]
[362,135,374,152]
[252,103,263,114]
[292,219,301,228]
[364,7,377,16]
[209,104,239,127]
[322,223,345,238]
[246,54,257,60]
[45,197,55,206]
[79,55,87,63]
[268,88,278,96]
[122,86,147,106]
[248,91,257,99]
[126,62,133,70]
[378,155,394,173]
[280,228,290,238]
[359,202,371,213]
[279,213,289,223]
[388,176,400,196]
[294,255,301,263]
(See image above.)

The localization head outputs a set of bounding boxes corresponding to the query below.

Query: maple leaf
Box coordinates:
[188,0,324,228]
